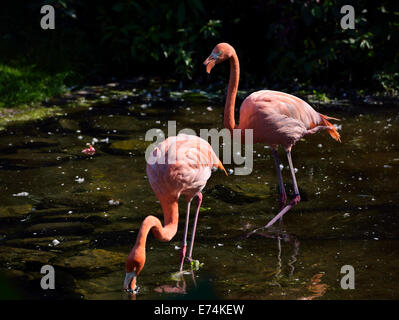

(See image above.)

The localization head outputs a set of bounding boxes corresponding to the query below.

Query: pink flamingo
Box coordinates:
[204,43,341,228]
[124,134,226,292]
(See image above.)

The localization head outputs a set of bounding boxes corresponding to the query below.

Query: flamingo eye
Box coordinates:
[212,51,221,60]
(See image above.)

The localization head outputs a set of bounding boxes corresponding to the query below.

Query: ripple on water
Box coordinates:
[0,95,398,299]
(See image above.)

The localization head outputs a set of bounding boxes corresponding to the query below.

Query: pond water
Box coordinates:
[0,83,398,300]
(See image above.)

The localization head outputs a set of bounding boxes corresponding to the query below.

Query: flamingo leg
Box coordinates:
[264,150,301,229]
[272,149,287,210]
[286,150,300,198]
[179,200,192,271]
[187,192,203,261]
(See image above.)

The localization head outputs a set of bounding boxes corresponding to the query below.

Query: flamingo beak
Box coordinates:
[203,56,216,74]
[123,271,137,293]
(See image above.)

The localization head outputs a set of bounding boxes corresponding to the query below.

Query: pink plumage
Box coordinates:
[238,90,337,148]
[204,42,341,229]
[146,134,225,201]
[124,134,226,293]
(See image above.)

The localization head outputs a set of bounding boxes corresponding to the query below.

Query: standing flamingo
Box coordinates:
[204,43,341,228]
[124,134,226,293]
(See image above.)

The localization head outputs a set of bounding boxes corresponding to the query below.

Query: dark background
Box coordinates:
[1,0,398,107]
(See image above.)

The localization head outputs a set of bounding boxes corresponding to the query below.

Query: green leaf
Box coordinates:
[112,3,124,12]
[188,0,205,14]
[177,2,186,26]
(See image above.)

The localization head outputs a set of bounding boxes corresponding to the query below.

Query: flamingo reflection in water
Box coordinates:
[244,229,300,288]
[245,228,328,299]
[299,273,328,300]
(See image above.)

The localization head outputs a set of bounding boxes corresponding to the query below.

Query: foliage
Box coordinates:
[372,72,399,95]
[0,0,398,103]
[0,64,72,107]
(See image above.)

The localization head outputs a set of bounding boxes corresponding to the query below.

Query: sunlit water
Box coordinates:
[0,87,398,299]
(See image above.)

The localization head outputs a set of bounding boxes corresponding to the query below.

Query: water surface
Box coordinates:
[0,84,398,299]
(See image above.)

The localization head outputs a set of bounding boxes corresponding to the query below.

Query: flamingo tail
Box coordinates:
[218,160,228,176]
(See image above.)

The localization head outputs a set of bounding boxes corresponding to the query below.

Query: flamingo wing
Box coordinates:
[238,90,339,148]
[146,134,223,199]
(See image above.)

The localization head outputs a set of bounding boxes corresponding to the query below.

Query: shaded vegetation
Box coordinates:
[0,0,398,109]
[0,64,71,107]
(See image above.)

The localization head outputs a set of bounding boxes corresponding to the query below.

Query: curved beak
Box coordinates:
[123,271,137,293]
[203,56,216,74]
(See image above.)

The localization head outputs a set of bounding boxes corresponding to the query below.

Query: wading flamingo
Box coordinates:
[124,134,226,293]
[204,43,340,228]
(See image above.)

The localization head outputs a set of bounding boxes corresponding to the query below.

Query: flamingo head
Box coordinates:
[124,247,145,294]
[203,43,235,74]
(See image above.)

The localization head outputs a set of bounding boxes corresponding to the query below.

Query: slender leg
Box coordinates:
[286,150,301,201]
[264,149,301,228]
[179,200,192,271]
[272,149,287,210]
[187,192,203,261]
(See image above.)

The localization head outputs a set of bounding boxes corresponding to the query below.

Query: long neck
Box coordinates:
[136,200,178,247]
[129,200,179,272]
[224,53,240,131]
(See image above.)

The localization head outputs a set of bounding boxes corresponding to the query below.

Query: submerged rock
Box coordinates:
[0,204,32,219]
[36,193,114,212]
[53,249,126,276]
[0,151,72,169]
[207,183,270,204]
[106,138,151,156]
[25,222,94,236]
[169,90,219,102]
[58,118,80,132]
[4,236,90,251]
[73,271,124,299]
[0,259,83,299]
[0,137,59,154]
[0,246,57,270]
[35,211,108,224]
[87,115,144,133]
